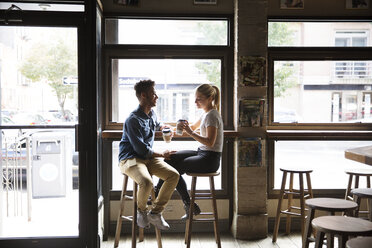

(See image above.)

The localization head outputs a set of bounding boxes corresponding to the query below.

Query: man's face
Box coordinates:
[143,86,158,107]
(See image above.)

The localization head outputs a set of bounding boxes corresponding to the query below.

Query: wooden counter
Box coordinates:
[345,145,372,166]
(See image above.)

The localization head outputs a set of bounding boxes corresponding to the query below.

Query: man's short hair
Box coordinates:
[134,80,155,99]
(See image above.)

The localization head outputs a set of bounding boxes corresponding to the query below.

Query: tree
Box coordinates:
[274,64,297,98]
[268,22,298,97]
[20,35,77,116]
[268,22,295,46]
[194,21,228,88]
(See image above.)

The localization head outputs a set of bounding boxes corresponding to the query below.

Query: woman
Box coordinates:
[156,84,224,219]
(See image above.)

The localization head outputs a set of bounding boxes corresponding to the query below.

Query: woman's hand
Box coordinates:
[182,121,194,135]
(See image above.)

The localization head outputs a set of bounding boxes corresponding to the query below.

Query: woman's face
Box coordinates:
[195,91,212,110]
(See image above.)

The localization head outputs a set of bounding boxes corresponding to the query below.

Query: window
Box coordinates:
[268,20,372,196]
[272,60,372,123]
[111,58,219,123]
[104,17,233,196]
[0,2,84,12]
[105,19,228,46]
[0,26,79,238]
[335,31,369,79]
[335,31,368,47]
[273,140,372,189]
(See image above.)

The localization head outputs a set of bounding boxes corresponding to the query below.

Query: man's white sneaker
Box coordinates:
[147,212,170,230]
[137,210,150,229]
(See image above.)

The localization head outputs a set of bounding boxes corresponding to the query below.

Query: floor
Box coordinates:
[102,232,308,248]
[0,190,79,237]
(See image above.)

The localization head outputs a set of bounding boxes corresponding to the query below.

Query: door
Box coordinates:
[0,2,95,247]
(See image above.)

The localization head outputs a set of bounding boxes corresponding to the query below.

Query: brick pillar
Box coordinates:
[231,0,268,240]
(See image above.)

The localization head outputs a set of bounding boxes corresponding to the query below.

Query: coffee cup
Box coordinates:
[176,119,186,135]
[162,128,172,143]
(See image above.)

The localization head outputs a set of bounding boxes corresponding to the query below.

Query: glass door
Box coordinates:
[0,25,79,238]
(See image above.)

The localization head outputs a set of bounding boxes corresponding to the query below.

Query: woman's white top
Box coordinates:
[199,109,224,153]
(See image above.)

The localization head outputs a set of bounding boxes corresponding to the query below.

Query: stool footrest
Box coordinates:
[121,216,133,221]
[347,196,354,201]
[284,190,311,195]
[194,192,212,196]
[281,210,302,216]
[291,206,308,211]
[284,191,301,195]
[194,196,213,200]
[191,218,216,222]
[199,212,213,216]
[124,195,134,200]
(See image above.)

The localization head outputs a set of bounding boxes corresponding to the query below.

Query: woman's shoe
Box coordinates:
[181,202,201,220]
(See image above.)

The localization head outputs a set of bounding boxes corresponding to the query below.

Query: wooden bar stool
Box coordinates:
[312,216,372,248]
[346,237,372,248]
[272,167,313,242]
[351,188,372,221]
[302,198,358,248]
[344,168,372,201]
[184,172,221,248]
[114,174,162,248]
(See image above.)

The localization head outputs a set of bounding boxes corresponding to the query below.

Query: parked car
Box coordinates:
[1,116,15,125]
[274,108,302,123]
[11,113,48,125]
[46,110,77,124]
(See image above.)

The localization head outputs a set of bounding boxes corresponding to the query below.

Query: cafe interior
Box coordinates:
[0,0,372,248]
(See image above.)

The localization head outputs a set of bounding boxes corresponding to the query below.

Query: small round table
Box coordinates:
[312,216,372,248]
[351,188,372,221]
[346,237,372,248]
[303,198,358,248]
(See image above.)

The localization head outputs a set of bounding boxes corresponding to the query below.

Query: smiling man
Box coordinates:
[118,80,179,230]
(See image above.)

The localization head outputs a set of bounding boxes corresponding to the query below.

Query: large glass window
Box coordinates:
[268,22,371,47]
[274,140,372,189]
[268,20,372,194]
[104,16,233,197]
[0,26,78,238]
[105,19,228,46]
[111,59,220,123]
[273,60,372,123]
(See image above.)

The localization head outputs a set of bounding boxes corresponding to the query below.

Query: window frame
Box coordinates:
[101,15,234,199]
[268,47,372,130]
[103,15,234,131]
[267,18,372,199]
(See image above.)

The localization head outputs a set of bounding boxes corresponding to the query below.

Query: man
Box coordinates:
[118,80,179,230]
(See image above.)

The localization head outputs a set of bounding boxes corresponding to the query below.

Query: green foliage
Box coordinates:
[194,21,227,87]
[195,60,221,87]
[19,34,77,114]
[195,21,227,46]
[268,22,295,46]
[274,66,297,98]
[269,22,297,97]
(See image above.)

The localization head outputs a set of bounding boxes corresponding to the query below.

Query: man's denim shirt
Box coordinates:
[118,105,161,162]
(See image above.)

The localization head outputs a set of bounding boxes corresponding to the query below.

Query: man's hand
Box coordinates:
[162,150,176,160]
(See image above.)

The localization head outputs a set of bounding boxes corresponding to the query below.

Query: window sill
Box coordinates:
[267,130,372,140]
[102,130,239,140]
